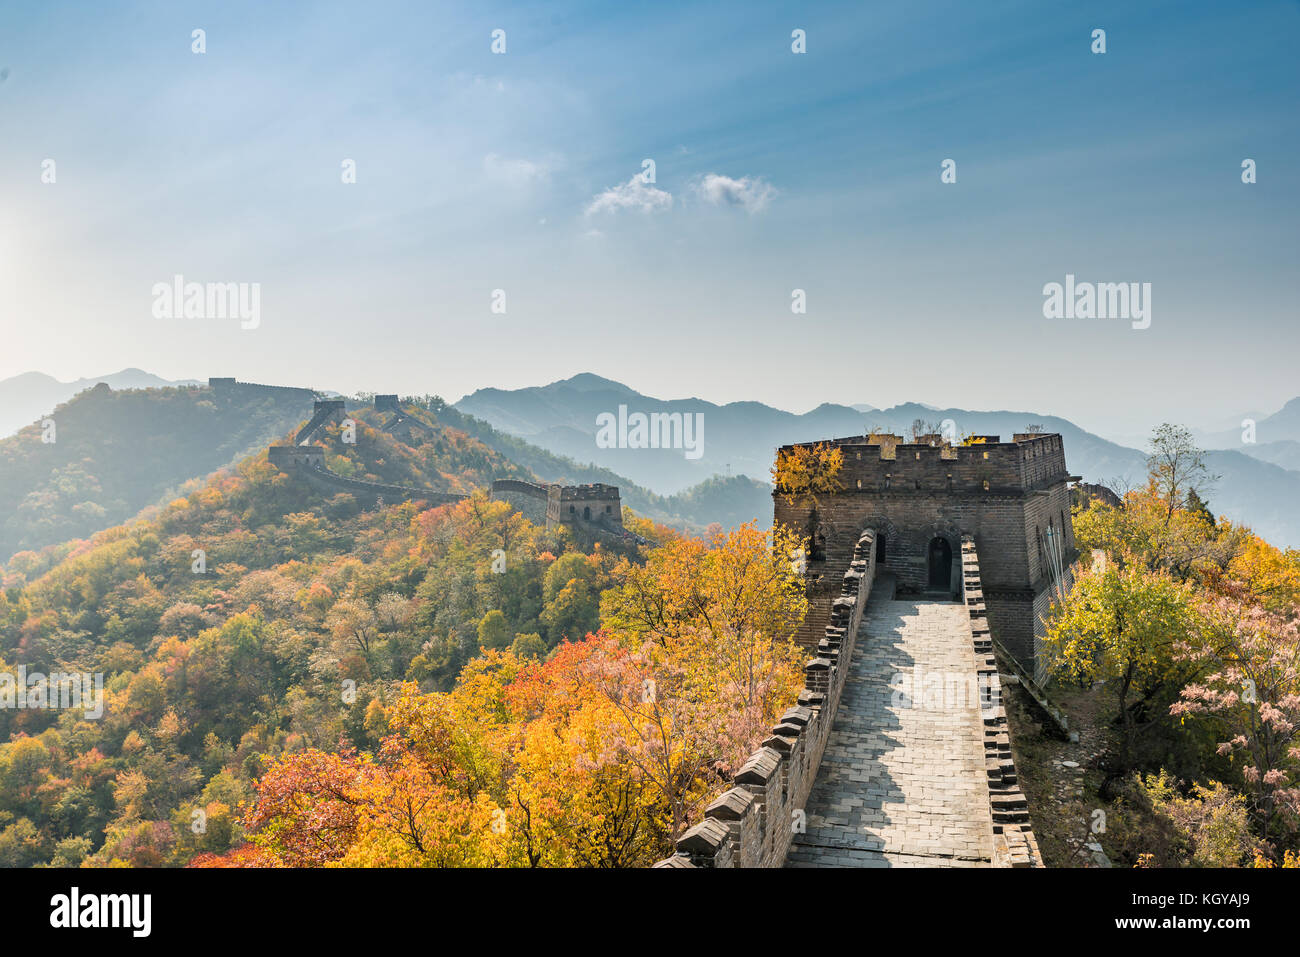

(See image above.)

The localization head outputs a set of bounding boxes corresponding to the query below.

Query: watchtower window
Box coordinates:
[569,505,575,513]
[982,451,989,460]
[915,452,920,460]
[914,479,921,489]
[946,474,953,490]
[982,480,990,490]
[583,506,591,520]
[605,505,611,513]
[884,475,891,490]
[856,479,862,489]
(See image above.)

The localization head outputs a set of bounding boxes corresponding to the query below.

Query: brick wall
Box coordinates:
[961,535,1043,867]
[773,433,1077,674]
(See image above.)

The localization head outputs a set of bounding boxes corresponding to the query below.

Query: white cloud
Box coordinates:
[585,175,673,215]
[693,173,776,213]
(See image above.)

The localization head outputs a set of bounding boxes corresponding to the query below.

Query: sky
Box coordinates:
[1,0,1297,438]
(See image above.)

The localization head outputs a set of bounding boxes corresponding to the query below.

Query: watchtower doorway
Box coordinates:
[927,537,952,590]
[875,532,886,564]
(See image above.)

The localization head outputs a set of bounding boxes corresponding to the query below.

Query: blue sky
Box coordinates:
[1,0,1297,436]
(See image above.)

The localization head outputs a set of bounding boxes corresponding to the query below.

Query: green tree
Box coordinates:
[477,610,514,652]
[1043,559,1197,769]
[510,632,547,659]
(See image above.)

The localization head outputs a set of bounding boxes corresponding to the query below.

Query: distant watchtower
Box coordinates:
[547,484,623,532]
[774,433,1079,676]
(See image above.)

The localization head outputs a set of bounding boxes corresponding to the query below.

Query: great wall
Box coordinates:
[211,378,632,539]
[222,378,1069,869]
[655,431,1076,868]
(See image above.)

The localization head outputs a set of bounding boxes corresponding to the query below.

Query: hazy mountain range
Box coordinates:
[456,374,1300,548]
[0,375,770,563]
[0,369,199,438]
[1,370,1297,552]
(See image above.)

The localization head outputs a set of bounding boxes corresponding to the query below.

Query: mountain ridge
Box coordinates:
[455,374,1300,547]
[0,368,201,438]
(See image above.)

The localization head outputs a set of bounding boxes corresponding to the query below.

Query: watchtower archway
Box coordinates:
[928,537,953,590]
[859,516,899,567]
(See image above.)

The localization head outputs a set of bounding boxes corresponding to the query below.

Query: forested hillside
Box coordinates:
[0,384,309,563]
[0,383,777,583]
[1035,428,1300,867]
[0,409,659,866]
[0,405,806,868]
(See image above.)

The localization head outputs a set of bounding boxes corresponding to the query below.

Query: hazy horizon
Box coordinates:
[4,0,1297,439]
[4,363,1293,450]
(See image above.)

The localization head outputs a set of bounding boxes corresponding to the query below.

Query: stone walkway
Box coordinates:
[786,598,995,867]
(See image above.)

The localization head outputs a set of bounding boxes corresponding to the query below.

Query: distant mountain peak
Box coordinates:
[552,373,637,394]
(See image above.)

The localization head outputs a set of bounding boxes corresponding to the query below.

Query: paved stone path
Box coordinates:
[786,598,994,867]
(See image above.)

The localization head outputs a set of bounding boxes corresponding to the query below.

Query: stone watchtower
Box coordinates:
[774,433,1079,676]
[546,483,623,532]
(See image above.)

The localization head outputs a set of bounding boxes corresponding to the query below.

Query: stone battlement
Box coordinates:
[553,483,621,501]
[489,479,550,499]
[260,393,625,534]
[209,377,316,399]
[960,535,1043,867]
[547,483,623,531]
[655,530,1043,869]
[296,400,347,446]
[778,433,1070,495]
[776,431,1078,673]
[268,445,324,470]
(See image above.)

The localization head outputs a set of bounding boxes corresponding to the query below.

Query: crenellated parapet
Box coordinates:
[653,529,877,868]
[296,400,346,446]
[961,535,1043,868]
[209,377,316,401]
[775,431,1080,674]
[546,483,623,532]
[778,433,1071,499]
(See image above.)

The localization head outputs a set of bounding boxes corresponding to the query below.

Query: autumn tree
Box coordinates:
[326,599,379,664]
[600,522,809,835]
[1172,600,1300,845]
[772,442,844,560]
[1147,424,1219,526]
[1043,558,1197,769]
